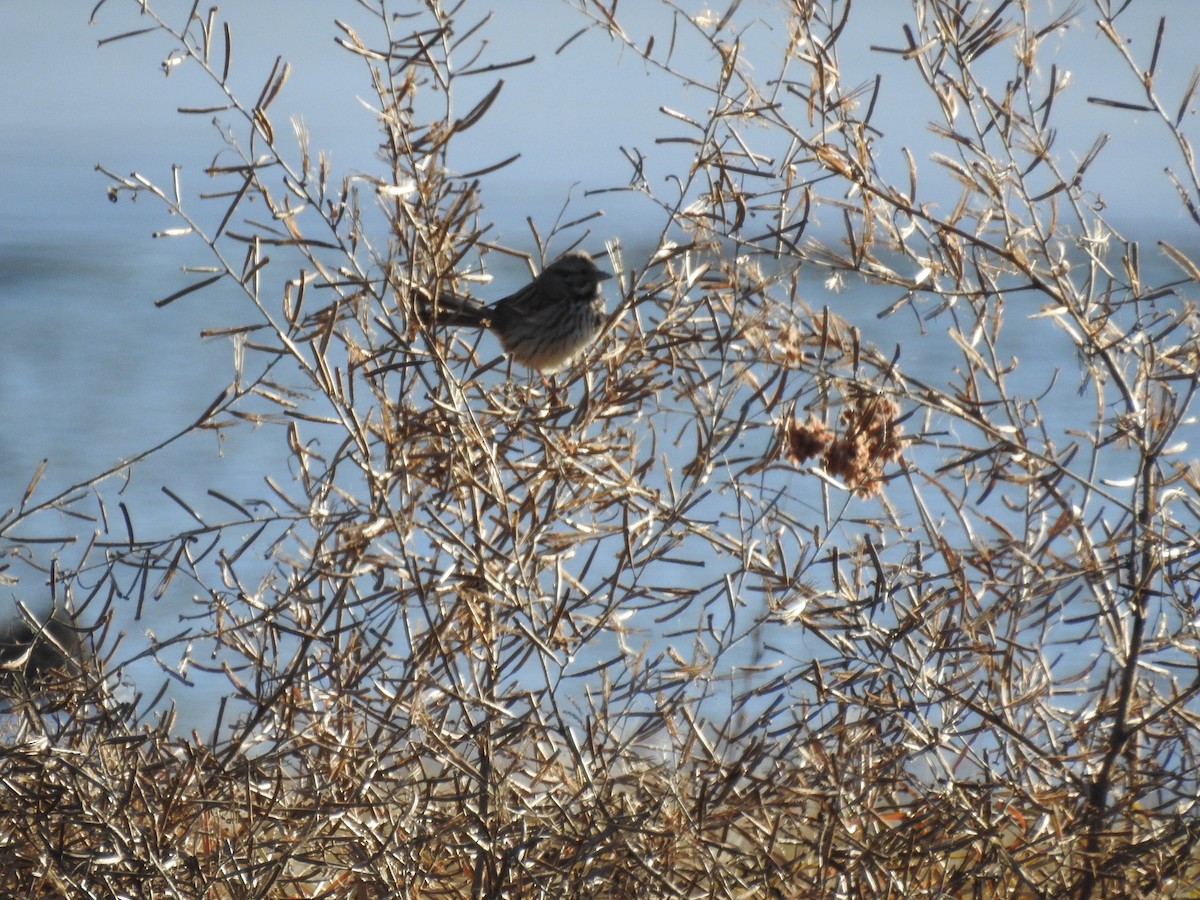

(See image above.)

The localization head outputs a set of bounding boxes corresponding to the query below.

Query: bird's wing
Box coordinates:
[490,281,545,318]
[422,292,492,327]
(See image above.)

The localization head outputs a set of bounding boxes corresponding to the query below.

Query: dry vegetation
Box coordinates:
[2,0,1200,895]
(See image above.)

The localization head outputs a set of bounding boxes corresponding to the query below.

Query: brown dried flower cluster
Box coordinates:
[785,395,904,497]
[784,414,834,464]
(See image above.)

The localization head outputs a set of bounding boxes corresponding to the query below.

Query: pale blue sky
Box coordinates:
[5,1,1200,247]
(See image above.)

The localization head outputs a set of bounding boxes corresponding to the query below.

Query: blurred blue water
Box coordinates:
[3,1,1199,730]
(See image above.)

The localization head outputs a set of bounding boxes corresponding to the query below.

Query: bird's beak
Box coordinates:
[598,268,614,281]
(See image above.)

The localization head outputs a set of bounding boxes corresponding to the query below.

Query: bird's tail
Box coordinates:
[416,290,491,328]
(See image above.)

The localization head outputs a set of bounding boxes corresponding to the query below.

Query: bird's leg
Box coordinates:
[544,373,570,409]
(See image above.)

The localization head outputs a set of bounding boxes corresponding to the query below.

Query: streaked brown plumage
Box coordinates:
[430,251,612,372]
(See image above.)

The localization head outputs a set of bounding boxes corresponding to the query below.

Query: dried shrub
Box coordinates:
[2,1,1200,896]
